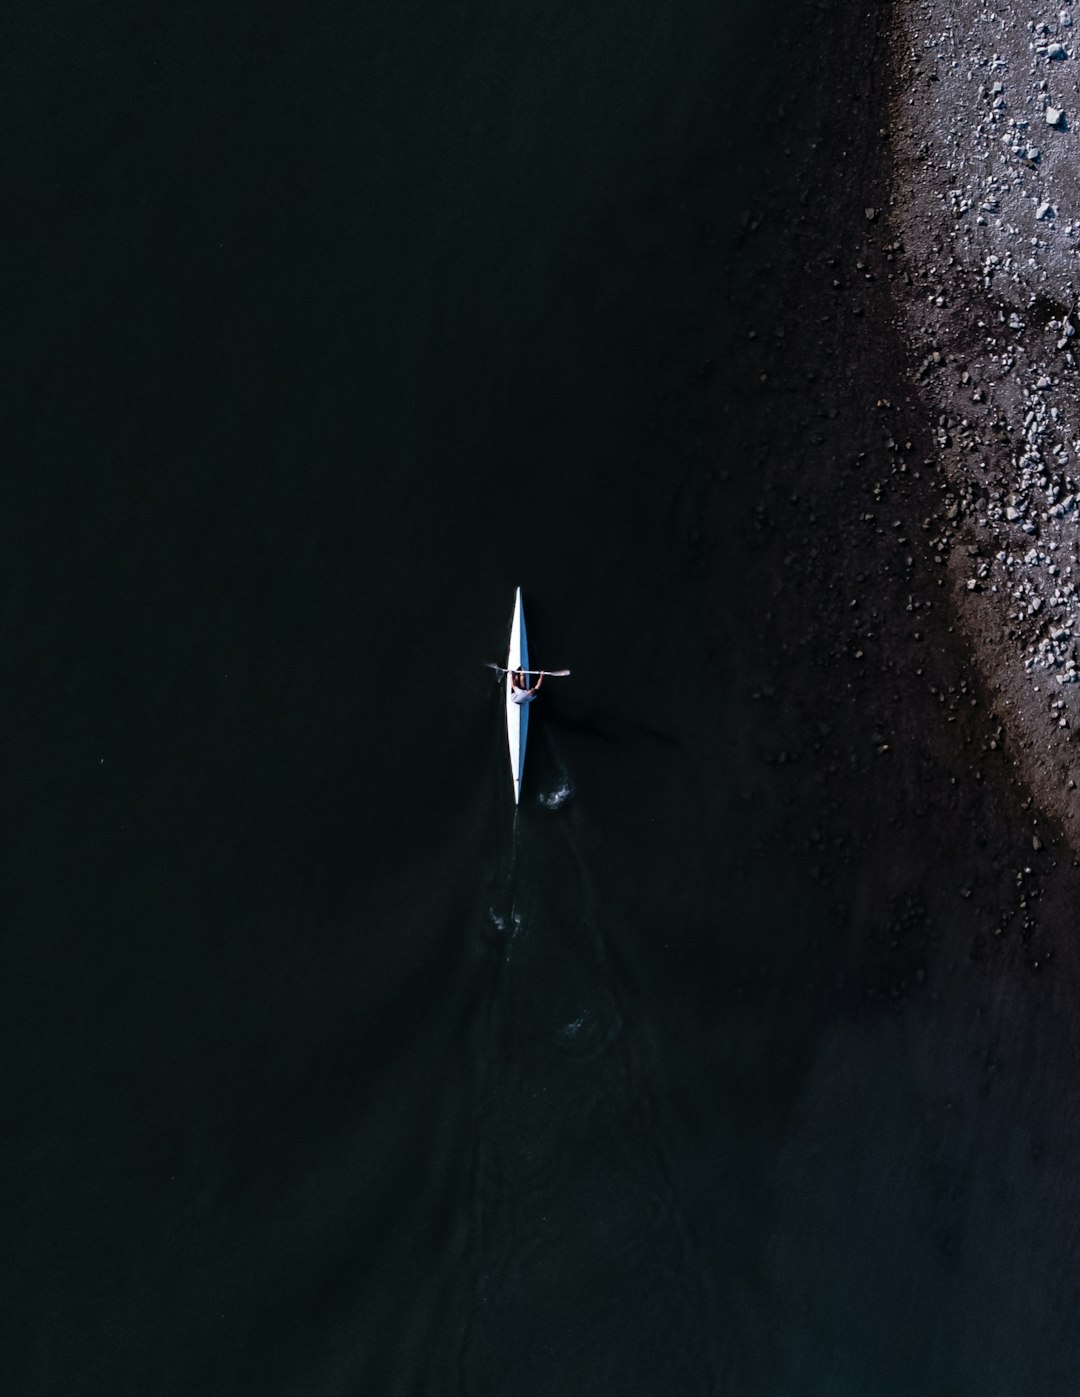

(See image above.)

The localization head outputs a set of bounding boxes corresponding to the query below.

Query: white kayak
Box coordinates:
[505,587,529,805]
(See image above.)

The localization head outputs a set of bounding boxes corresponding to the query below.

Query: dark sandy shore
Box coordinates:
[660,0,1080,1376]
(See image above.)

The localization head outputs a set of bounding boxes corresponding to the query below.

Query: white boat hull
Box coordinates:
[505,587,528,805]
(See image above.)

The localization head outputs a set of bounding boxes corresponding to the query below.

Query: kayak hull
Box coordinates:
[505,588,528,805]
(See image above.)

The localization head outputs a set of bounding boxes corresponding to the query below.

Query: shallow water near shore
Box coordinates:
[8,1,1080,1392]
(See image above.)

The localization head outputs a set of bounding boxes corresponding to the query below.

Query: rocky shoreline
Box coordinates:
[891,0,1080,845]
[692,0,1072,983]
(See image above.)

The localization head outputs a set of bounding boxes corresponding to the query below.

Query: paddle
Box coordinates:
[484,664,571,678]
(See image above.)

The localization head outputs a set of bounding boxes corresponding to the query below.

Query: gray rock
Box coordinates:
[1046,106,1065,125]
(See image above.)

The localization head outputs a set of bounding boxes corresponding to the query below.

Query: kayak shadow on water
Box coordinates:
[540,702,680,749]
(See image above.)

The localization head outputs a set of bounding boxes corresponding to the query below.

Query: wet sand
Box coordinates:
[671,0,1080,1381]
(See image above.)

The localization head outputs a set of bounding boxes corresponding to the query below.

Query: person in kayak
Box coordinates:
[510,668,543,704]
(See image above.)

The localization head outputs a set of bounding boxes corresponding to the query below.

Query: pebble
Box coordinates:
[1045,106,1064,126]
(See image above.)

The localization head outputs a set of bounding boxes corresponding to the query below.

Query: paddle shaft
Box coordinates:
[487,665,571,677]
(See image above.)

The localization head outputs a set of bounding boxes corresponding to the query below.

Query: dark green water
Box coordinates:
[8,2,1080,1394]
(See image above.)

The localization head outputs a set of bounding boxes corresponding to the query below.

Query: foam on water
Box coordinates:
[538,780,573,811]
